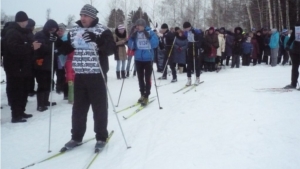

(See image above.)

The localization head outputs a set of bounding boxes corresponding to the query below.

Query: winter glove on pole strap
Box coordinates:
[49,34,57,42]
[82,31,96,43]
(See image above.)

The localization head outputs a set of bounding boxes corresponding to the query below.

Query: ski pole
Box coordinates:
[159,37,176,85]
[193,42,196,85]
[150,49,163,109]
[90,43,131,149]
[47,42,55,153]
[116,78,125,107]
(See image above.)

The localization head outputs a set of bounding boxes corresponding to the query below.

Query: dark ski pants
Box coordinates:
[290,52,300,87]
[186,44,202,77]
[231,55,240,68]
[35,70,52,106]
[72,74,108,142]
[135,60,152,98]
[162,61,177,79]
[7,76,29,118]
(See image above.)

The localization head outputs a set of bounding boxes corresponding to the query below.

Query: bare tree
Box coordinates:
[286,0,290,29]
[66,15,76,27]
[256,0,263,28]
[297,0,300,21]
[46,8,51,20]
[246,2,253,29]
[267,0,273,28]
[273,0,277,28]
[277,0,283,30]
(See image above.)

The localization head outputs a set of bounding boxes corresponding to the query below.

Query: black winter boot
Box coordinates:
[37,92,48,112]
[116,71,121,79]
[121,71,126,79]
[126,71,130,77]
[133,71,136,76]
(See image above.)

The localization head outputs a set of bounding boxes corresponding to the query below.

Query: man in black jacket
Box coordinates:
[34,19,60,112]
[158,23,176,81]
[59,4,116,151]
[4,11,41,123]
[284,21,300,89]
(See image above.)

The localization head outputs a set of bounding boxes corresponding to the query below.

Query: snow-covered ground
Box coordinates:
[1,57,300,169]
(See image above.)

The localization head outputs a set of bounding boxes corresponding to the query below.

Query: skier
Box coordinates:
[59,4,116,151]
[4,11,41,123]
[173,30,188,74]
[158,23,176,81]
[284,21,300,89]
[183,22,204,86]
[128,18,159,106]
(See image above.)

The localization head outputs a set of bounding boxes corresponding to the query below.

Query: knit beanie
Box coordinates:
[80,4,98,19]
[58,23,66,30]
[161,23,168,29]
[135,19,147,27]
[15,11,28,22]
[183,22,191,29]
[118,24,125,30]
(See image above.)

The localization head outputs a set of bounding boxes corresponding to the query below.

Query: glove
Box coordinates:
[82,31,96,43]
[49,34,57,42]
[143,30,150,39]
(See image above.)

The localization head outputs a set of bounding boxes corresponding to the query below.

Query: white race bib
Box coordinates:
[136,32,151,50]
[295,26,300,42]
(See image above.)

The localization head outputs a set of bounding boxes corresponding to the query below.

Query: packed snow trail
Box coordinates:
[1,58,300,169]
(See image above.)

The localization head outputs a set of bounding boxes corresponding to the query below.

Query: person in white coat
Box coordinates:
[215,29,225,71]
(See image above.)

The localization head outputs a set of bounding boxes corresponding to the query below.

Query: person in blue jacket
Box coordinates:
[128,19,159,106]
[269,28,280,67]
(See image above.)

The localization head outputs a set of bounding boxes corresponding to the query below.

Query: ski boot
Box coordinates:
[186,77,192,86]
[95,140,106,153]
[61,140,82,152]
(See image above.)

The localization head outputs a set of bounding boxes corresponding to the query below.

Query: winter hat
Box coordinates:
[135,19,147,27]
[209,27,215,31]
[175,27,180,32]
[15,11,28,22]
[161,23,168,29]
[281,29,288,34]
[183,22,191,29]
[271,28,277,33]
[58,23,66,30]
[26,18,35,29]
[80,4,98,19]
[118,24,125,30]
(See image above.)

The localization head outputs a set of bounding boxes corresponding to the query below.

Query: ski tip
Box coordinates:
[122,116,127,120]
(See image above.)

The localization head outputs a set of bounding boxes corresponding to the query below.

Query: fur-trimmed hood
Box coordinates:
[234,27,243,34]
[115,28,127,38]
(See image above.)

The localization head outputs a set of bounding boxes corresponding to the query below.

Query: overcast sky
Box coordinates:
[1,0,156,27]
